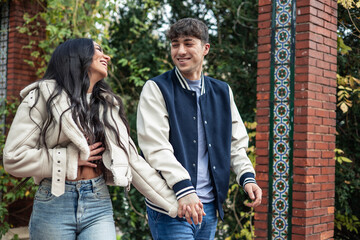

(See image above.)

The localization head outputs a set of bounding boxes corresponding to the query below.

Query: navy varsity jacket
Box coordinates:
[137,67,256,219]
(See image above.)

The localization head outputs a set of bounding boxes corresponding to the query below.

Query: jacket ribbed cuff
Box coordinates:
[173,179,195,200]
[239,172,256,187]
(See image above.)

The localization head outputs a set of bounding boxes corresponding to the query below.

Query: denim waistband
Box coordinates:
[41,175,105,192]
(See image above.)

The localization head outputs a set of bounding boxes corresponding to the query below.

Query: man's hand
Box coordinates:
[244,183,262,208]
[177,193,205,225]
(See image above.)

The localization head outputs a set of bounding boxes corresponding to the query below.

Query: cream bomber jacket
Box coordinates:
[3,80,178,217]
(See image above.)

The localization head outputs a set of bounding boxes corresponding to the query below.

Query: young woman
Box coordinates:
[3,38,178,240]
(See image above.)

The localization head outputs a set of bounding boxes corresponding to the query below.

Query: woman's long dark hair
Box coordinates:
[32,38,129,179]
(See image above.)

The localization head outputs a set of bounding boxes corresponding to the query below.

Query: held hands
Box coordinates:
[78,142,105,167]
[244,183,262,208]
[177,193,206,225]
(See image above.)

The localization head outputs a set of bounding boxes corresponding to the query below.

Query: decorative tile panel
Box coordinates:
[0,1,9,129]
[268,0,295,239]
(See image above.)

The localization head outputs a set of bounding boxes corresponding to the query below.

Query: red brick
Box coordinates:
[316,59,331,69]
[254,229,267,238]
[258,21,271,29]
[321,198,334,207]
[257,76,270,84]
[258,28,271,37]
[293,158,314,167]
[314,223,328,233]
[292,226,314,235]
[258,43,271,53]
[258,12,272,22]
[313,191,328,200]
[258,36,271,45]
[258,52,271,60]
[258,5,271,14]
[317,9,332,22]
[321,230,334,240]
[321,167,335,174]
[254,212,268,221]
[256,148,269,156]
[293,208,316,218]
[258,0,271,6]
[321,214,334,224]
[257,92,270,100]
[321,151,335,160]
[293,191,314,201]
[294,175,315,183]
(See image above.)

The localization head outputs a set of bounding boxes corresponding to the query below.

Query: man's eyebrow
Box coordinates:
[171,38,195,43]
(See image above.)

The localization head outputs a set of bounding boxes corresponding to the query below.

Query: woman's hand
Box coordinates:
[78,142,105,167]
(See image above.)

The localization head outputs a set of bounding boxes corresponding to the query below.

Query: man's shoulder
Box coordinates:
[204,75,229,90]
[151,69,174,82]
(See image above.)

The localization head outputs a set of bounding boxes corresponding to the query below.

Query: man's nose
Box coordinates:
[178,44,186,55]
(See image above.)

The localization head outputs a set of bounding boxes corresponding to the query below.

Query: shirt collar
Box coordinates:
[174,67,205,95]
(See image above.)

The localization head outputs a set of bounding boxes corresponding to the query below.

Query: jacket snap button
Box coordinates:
[204,121,207,124]
[213,166,216,170]
[193,140,196,143]
[208,144,212,147]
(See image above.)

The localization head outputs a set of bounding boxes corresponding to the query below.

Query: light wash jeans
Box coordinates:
[29,175,116,240]
[147,201,218,240]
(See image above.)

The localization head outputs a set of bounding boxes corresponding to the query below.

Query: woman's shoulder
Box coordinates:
[20,79,57,98]
[100,91,122,107]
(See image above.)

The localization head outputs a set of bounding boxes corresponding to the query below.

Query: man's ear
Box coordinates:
[203,43,210,56]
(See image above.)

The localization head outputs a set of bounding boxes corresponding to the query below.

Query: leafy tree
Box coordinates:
[107,1,258,239]
[18,0,115,77]
[335,1,360,239]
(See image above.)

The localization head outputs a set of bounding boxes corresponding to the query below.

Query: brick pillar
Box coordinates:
[7,0,45,99]
[5,0,45,228]
[292,0,337,239]
[255,0,337,239]
[254,0,272,238]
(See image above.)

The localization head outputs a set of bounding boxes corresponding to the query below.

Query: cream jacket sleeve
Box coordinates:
[136,80,191,189]
[2,89,80,196]
[228,85,256,186]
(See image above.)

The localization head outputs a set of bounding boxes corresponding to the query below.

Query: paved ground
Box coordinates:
[2,226,123,239]
[3,227,29,240]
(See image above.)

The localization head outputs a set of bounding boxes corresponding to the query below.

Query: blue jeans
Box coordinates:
[29,175,116,240]
[147,201,218,240]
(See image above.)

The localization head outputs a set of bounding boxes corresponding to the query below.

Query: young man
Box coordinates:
[137,18,262,239]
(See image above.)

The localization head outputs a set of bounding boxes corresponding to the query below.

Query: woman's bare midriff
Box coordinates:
[67,166,102,181]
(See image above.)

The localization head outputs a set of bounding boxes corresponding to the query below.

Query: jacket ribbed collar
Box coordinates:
[174,67,205,95]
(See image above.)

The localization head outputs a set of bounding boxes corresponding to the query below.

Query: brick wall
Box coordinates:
[254,0,271,238]
[255,0,337,239]
[7,0,45,100]
[292,1,337,239]
[5,0,45,228]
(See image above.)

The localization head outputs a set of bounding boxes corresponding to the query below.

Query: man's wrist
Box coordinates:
[173,179,196,200]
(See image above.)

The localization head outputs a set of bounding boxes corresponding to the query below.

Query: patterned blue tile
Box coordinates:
[269,0,295,239]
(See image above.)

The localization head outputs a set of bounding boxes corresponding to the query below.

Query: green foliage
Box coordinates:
[13,0,259,238]
[18,0,116,77]
[336,2,360,239]
[0,99,38,237]
[107,1,258,239]
[109,186,150,240]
